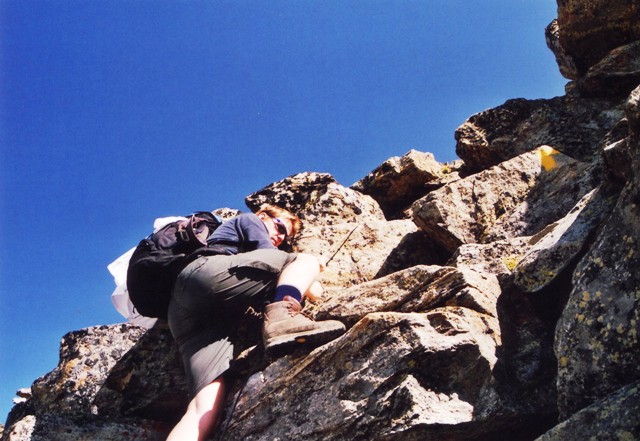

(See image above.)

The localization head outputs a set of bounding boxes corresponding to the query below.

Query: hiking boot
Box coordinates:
[263,296,346,358]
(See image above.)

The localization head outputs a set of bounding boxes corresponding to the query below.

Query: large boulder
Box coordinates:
[449,237,532,288]
[454,95,625,171]
[314,265,502,326]
[351,149,448,219]
[412,147,593,253]
[536,381,640,441]
[545,19,579,81]
[221,309,503,441]
[1,416,167,441]
[244,171,337,214]
[29,324,147,416]
[513,185,617,293]
[245,172,385,227]
[554,0,640,77]
[3,324,182,441]
[554,86,640,419]
[577,40,640,98]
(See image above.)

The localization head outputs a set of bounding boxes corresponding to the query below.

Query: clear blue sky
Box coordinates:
[0,0,565,422]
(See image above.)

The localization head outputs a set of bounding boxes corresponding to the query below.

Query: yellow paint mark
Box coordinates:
[502,255,521,271]
[539,146,560,171]
[559,356,568,367]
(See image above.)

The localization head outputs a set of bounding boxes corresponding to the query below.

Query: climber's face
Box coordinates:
[258,212,291,247]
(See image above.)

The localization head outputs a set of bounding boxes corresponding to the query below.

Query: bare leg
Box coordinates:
[277,253,321,294]
[167,377,226,441]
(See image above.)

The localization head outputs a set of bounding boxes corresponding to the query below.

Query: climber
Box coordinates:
[166,204,346,441]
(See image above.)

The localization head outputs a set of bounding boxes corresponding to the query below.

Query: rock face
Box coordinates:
[3,2,640,440]
[553,0,640,79]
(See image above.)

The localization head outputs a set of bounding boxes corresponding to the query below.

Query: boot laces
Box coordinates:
[286,302,313,320]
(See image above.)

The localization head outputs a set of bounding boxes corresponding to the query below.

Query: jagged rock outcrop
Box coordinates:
[2,324,181,440]
[552,86,640,421]
[454,95,625,171]
[512,186,617,293]
[3,1,640,440]
[546,0,640,98]
[552,0,640,79]
[412,146,597,254]
[537,381,640,441]
[350,149,460,219]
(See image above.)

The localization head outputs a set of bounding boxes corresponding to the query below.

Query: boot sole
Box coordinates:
[265,325,346,359]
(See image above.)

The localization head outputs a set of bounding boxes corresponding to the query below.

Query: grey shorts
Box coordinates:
[167,248,297,395]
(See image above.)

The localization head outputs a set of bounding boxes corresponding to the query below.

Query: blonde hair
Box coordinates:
[256,204,302,237]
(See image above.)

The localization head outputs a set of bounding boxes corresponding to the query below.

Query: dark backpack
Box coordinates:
[126,212,222,319]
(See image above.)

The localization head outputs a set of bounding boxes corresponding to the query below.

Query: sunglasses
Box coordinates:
[272,217,289,238]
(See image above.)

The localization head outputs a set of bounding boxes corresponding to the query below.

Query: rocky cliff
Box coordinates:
[3,1,639,440]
